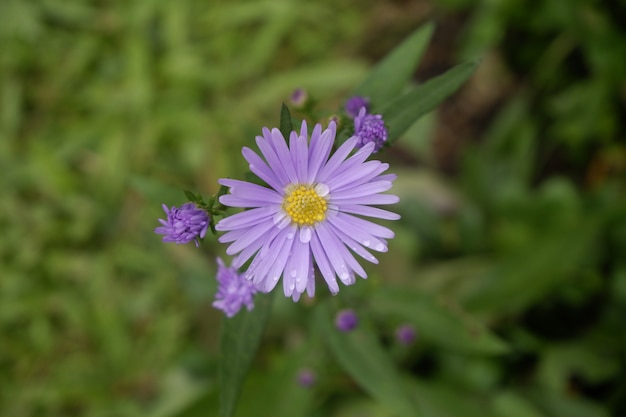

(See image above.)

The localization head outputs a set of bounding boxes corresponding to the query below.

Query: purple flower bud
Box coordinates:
[335,309,359,332]
[395,324,417,345]
[353,107,388,152]
[296,369,317,388]
[213,258,258,318]
[345,96,370,119]
[155,203,209,247]
[290,88,308,108]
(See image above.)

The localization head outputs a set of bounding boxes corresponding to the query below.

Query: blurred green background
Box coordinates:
[1,0,625,416]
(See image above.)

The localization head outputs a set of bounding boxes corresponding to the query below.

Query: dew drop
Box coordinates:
[273,211,290,229]
[375,243,385,251]
[314,183,330,197]
[290,269,297,278]
[300,227,312,243]
[287,232,294,240]
[362,240,371,247]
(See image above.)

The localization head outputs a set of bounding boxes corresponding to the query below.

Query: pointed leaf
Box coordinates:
[184,190,198,203]
[316,303,422,417]
[219,293,273,417]
[383,60,479,143]
[279,103,293,138]
[354,23,434,107]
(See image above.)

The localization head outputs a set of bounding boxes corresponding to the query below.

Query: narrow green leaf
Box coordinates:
[219,293,273,417]
[354,23,434,108]
[370,287,508,354]
[383,60,479,143]
[184,190,198,203]
[316,303,422,417]
[279,103,293,138]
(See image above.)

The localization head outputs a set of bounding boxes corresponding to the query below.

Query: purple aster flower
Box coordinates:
[345,96,370,119]
[215,120,399,301]
[296,369,317,388]
[395,324,417,345]
[354,107,388,152]
[212,257,257,317]
[155,203,209,247]
[335,309,358,332]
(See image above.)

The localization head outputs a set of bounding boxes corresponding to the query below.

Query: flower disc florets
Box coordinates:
[283,184,328,226]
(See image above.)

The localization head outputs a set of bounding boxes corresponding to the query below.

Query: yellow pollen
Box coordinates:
[283,185,328,226]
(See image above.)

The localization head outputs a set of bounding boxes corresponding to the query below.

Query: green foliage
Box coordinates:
[316,303,422,417]
[353,22,434,109]
[382,61,478,143]
[2,0,625,416]
[219,293,273,417]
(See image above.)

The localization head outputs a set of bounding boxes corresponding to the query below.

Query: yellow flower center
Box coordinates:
[283,184,328,226]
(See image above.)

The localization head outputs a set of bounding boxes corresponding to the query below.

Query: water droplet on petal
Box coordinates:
[375,243,385,251]
[273,211,290,229]
[287,232,294,240]
[300,227,312,243]
[362,240,371,247]
[290,269,297,278]
[314,183,330,197]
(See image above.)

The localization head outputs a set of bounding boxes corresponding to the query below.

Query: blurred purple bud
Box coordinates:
[395,324,417,345]
[290,88,308,107]
[335,309,359,332]
[297,369,317,388]
[345,96,370,119]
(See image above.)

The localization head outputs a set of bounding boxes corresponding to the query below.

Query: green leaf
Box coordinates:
[316,303,423,417]
[382,60,479,143]
[354,23,434,108]
[412,380,499,417]
[279,102,293,138]
[465,222,599,314]
[370,287,508,355]
[492,392,547,417]
[184,190,200,203]
[219,293,273,417]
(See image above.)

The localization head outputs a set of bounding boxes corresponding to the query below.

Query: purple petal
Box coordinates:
[242,147,285,191]
[316,137,358,184]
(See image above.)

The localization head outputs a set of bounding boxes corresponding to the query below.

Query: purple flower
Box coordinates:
[155,203,209,247]
[215,120,399,301]
[395,324,417,345]
[354,107,388,152]
[213,257,257,317]
[335,309,358,332]
[345,96,370,119]
[296,369,317,388]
